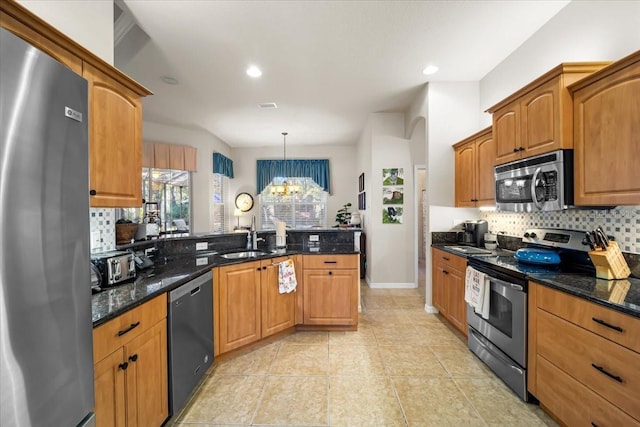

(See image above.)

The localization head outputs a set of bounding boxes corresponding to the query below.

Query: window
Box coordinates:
[120,168,191,234]
[258,177,328,230]
[211,173,228,233]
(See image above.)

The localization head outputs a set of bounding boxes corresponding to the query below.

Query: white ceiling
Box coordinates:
[120,0,569,148]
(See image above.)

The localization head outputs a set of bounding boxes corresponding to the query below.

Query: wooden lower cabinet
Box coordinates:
[431,248,467,336]
[302,254,359,326]
[529,282,640,425]
[217,261,262,354]
[261,256,297,337]
[216,256,299,355]
[93,295,168,427]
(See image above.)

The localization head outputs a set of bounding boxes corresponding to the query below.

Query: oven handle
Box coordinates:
[487,275,524,292]
[530,167,544,210]
[469,328,524,375]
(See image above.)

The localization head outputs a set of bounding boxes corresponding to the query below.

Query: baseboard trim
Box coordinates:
[367,282,416,289]
[424,304,439,314]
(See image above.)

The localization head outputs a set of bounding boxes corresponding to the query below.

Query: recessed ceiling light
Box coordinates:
[258,102,278,109]
[246,65,262,78]
[160,75,179,85]
[422,65,439,76]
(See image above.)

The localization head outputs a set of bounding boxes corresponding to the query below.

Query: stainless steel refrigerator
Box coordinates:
[0,27,95,426]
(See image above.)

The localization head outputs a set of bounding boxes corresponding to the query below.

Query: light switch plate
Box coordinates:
[196,257,208,266]
[196,242,208,251]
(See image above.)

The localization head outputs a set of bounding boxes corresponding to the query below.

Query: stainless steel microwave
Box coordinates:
[494,150,573,212]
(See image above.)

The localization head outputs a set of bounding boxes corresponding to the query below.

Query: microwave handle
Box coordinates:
[530,167,544,210]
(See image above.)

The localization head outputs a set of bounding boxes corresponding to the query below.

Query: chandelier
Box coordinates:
[269,131,300,196]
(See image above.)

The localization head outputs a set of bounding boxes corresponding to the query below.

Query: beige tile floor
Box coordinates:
[168,283,558,427]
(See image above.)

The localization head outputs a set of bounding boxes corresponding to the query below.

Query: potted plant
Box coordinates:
[334,203,352,227]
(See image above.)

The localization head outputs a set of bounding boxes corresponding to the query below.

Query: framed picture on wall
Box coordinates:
[382,206,403,224]
[382,187,403,205]
[358,192,366,210]
[359,173,365,192]
[382,168,404,186]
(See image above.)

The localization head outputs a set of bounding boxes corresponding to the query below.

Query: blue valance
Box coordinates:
[213,152,234,178]
[257,159,331,193]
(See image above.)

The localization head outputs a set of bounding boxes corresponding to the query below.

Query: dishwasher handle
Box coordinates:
[169,270,213,302]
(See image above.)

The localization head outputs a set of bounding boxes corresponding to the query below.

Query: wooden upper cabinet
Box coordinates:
[454,142,475,207]
[569,50,640,206]
[493,101,521,165]
[1,1,152,208]
[453,127,495,207]
[84,62,144,207]
[488,63,610,166]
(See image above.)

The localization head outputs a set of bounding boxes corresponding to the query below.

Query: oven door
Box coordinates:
[467,275,527,367]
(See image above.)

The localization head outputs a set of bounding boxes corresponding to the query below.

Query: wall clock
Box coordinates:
[235,192,254,212]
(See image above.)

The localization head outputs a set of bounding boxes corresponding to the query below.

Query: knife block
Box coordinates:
[588,241,631,280]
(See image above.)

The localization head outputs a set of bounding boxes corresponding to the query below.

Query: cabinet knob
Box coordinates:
[443,270,449,275]
[89,189,97,196]
[262,266,267,270]
[518,147,525,151]
[118,362,129,370]
[129,354,138,362]
[513,148,519,153]
[256,267,261,271]
[328,271,333,275]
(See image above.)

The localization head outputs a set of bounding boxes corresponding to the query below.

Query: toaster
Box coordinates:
[91,251,136,286]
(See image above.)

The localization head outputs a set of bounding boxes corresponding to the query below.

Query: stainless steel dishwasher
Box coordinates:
[168,270,214,415]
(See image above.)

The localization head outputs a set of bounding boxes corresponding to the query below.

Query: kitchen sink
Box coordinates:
[444,246,493,255]
[220,250,269,259]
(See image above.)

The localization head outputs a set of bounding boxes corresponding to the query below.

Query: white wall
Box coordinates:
[142,121,232,233]
[230,145,358,230]
[18,0,114,65]
[480,0,640,123]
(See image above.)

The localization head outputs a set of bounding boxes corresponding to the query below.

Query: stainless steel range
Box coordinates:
[466,228,594,401]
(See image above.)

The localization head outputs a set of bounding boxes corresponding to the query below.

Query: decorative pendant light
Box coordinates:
[270,131,300,196]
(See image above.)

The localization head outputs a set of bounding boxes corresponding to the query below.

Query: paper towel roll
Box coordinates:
[276,221,286,248]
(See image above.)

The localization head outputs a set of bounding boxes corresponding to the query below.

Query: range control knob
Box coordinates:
[530,232,537,239]
[524,232,530,238]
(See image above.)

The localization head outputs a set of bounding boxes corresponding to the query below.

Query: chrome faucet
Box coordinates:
[249,215,263,250]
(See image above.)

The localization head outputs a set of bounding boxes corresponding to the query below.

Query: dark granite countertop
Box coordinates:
[431,243,640,319]
[92,247,359,327]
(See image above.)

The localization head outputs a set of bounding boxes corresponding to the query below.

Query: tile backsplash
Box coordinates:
[480,206,640,254]
[90,208,116,253]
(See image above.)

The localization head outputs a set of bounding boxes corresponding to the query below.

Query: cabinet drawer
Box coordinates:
[536,284,640,353]
[537,356,640,427]
[537,309,640,420]
[303,254,358,269]
[432,248,466,271]
[93,294,167,362]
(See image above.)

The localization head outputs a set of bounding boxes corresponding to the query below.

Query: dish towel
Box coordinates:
[278,259,297,294]
[465,266,490,319]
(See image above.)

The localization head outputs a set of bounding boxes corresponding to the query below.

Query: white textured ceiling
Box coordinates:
[120,0,569,147]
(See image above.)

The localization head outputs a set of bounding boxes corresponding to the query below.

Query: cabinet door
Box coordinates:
[493,101,521,165]
[432,263,448,316]
[521,77,561,157]
[573,63,640,206]
[84,62,143,207]
[219,261,262,352]
[303,269,358,325]
[124,320,168,427]
[446,267,467,336]
[94,348,126,427]
[261,258,296,338]
[475,132,496,206]
[454,142,476,207]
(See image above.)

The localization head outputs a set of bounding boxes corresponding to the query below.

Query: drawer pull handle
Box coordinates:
[592,317,623,332]
[591,363,622,383]
[324,261,337,264]
[443,270,449,275]
[442,257,450,261]
[117,321,140,337]
[591,423,598,427]
[118,362,128,371]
